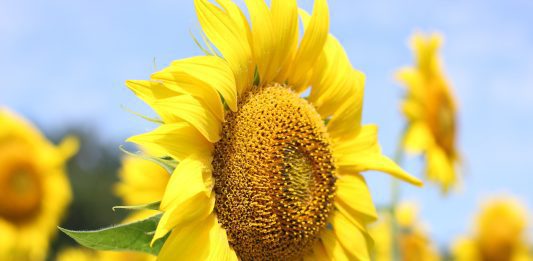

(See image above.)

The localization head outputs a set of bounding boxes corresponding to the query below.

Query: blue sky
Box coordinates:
[2,0,532,249]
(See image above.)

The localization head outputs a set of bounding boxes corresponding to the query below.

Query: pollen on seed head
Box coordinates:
[212,84,336,260]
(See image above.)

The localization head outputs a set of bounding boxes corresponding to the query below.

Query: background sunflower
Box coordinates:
[0,109,77,261]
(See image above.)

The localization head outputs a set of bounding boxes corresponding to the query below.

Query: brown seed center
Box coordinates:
[0,143,43,223]
[212,84,336,260]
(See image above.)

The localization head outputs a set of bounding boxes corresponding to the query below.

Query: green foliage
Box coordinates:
[59,214,166,255]
[253,65,260,86]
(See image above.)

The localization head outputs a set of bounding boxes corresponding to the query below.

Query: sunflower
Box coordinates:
[396,32,460,193]
[370,202,440,261]
[0,108,77,261]
[126,0,422,259]
[452,198,532,261]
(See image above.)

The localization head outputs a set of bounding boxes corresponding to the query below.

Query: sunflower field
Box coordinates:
[1,0,532,260]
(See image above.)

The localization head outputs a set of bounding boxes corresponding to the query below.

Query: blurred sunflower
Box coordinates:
[114,154,169,213]
[56,247,154,261]
[452,198,532,261]
[370,202,440,261]
[126,0,422,259]
[0,108,78,261]
[56,248,96,261]
[396,32,460,193]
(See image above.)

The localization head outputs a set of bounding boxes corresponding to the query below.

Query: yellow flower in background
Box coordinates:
[370,212,393,261]
[396,203,441,261]
[56,248,96,261]
[126,0,422,259]
[56,247,155,261]
[0,108,78,261]
[396,32,460,193]
[114,154,169,211]
[371,202,441,261]
[452,198,532,261]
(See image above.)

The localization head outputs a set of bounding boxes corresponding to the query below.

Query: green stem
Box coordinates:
[390,127,407,261]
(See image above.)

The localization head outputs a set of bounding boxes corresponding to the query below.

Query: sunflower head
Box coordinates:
[212,84,337,259]
[0,108,77,260]
[397,32,460,193]
[0,144,43,224]
[453,197,531,261]
[476,198,529,260]
[124,0,421,260]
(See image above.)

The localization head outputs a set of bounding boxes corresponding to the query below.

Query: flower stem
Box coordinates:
[390,127,407,261]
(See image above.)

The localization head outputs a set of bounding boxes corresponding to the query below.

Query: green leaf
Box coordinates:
[59,213,166,255]
[112,201,161,212]
[253,65,260,86]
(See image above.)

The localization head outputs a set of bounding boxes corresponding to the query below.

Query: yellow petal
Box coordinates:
[302,22,365,139]
[286,0,329,91]
[426,145,456,192]
[125,80,180,121]
[152,56,237,113]
[205,216,239,261]
[325,70,365,140]
[154,193,214,244]
[160,155,213,210]
[334,124,423,186]
[309,34,363,119]
[271,0,298,83]
[411,32,443,72]
[245,0,274,85]
[335,173,378,221]
[125,80,179,103]
[195,0,253,96]
[303,240,329,261]
[157,213,237,261]
[401,98,423,121]
[396,202,419,227]
[403,122,433,153]
[127,122,212,162]
[321,229,350,261]
[395,67,425,101]
[334,196,370,230]
[57,135,79,160]
[151,73,222,123]
[215,0,253,46]
[153,155,214,242]
[330,212,372,260]
[152,95,222,142]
